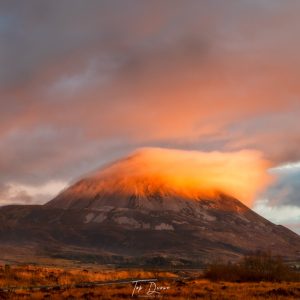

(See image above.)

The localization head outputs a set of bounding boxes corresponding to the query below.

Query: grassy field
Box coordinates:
[0,264,299,299]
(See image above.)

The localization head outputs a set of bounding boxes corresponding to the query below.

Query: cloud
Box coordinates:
[0,181,67,206]
[253,162,300,234]
[0,183,32,206]
[260,163,300,207]
[0,0,300,205]
[253,199,300,234]
[81,147,272,207]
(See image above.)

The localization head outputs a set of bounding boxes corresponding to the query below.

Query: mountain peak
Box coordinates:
[46,147,270,210]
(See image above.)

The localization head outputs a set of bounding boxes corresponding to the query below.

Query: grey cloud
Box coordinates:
[0,0,186,88]
[1,0,294,89]
[0,125,139,186]
[262,168,300,207]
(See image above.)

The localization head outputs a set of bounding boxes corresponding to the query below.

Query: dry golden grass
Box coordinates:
[0,264,176,288]
[0,265,299,299]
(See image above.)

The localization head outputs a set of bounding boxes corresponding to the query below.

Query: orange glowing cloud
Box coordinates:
[72,147,272,208]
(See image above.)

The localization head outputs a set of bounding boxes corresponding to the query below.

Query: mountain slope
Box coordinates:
[1,194,300,265]
[0,148,299,265]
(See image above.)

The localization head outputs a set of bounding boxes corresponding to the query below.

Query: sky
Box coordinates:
[0,0,300,233]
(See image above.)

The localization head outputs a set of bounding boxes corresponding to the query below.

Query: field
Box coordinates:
[0,264,299,299]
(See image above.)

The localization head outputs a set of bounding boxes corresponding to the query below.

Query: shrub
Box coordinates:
[204,252,300,282]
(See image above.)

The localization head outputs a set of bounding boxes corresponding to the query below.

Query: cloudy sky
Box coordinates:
[1,0,300,233]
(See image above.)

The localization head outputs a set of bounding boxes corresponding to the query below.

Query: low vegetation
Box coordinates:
[0,253,299,299]
[0,277,300,299]
[204,252,300,282]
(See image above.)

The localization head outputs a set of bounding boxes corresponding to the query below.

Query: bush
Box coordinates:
[204,252,300,282]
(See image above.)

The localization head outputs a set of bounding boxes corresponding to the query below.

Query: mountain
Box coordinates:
[0,148,299,266]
